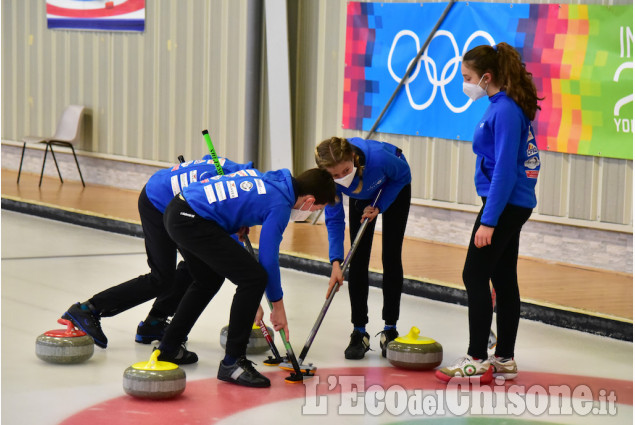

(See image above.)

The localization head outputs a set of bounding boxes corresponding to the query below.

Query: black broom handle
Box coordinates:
[298,189,383,363]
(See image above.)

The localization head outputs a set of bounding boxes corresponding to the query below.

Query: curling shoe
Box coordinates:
[489,355,518,380]
[435,355,493,384]
[62,302,108,348]
[217,356,271,388]
[377,328,399,358]
[135,317,170,344]
[156,343,198,365]
[344,329,370,360]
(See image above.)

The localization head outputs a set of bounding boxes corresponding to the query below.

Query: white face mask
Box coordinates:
[463,74,488,101]
[289,199,315,222]
[333,166,357,188]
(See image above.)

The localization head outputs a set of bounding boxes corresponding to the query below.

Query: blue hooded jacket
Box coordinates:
[180,169,296,302]
[472,92,540,226]
[145,156,253,213]
[324,137,411,263]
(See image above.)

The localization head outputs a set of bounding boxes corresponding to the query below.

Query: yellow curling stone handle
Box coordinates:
[393,327,437,345]
[131,349,179,371]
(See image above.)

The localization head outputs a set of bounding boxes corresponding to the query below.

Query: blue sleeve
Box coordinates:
[324,188,346,263]
[481,108,522,226]
[374,152,411,213]
[258,208,289,302]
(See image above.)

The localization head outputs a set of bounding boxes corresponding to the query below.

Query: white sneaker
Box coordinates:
[435,355,493,384]
[489,355,518,380]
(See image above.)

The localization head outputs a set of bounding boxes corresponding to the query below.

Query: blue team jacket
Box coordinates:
[472,92,540,227]
[324,137,411,263]
[145,156,253,213]
[181,169,296,302]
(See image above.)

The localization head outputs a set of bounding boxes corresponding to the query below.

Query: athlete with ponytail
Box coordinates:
[315,137,411,360]
[436,42,542,383]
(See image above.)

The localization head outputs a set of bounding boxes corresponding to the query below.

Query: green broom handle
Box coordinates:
[202,130,224,176]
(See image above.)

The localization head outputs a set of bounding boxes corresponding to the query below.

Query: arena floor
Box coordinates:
[2,211,632,424]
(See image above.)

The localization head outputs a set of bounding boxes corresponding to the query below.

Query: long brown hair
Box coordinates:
[463,42,542,120]
[315,137,364,194]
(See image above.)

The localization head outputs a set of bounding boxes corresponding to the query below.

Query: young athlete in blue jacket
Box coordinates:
[315,137,411,359]
[437,42,541,383]
[158,167,336,388]
[62,156,252,355]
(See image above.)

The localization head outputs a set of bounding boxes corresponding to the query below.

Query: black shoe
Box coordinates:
[135,317,169,344]
[62,302,108,348]
[377,328,399,358]
[217,356,271,388]
[156,343,198,365]
[344,330,370,360]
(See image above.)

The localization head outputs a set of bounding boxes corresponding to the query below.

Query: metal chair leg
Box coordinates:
[17,142,27,184]
[39,144,49,187]
[48,144,64,184]
[68,145,85,187]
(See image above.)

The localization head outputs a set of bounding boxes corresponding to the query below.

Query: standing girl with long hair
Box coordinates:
[436,42,541,383]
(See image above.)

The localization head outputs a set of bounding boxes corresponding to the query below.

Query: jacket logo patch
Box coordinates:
[215,182,227,201]
[240,181,253,192]
[171,175,180,196]
[526,170,539,179]
[255,179,266,194]
[204,184,217,203]
[228,181,239,199]
[180,173,189,190]
[524,157,540,170]
[527,142,538,156]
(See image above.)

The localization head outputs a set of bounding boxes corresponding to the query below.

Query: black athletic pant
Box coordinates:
[160,196,267,358]
[463,198,532,360]
[91,186,188,317]
[348,183,411,328]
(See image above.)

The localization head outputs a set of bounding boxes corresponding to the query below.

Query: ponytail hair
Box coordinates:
[463,42,542,120]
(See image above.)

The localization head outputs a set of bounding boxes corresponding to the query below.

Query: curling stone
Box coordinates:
[386,327,443,370]
[35,318,94,364]
[220,323,274,354]
[123,350,186,399]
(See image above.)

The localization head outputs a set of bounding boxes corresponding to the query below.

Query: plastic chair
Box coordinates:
[17,105,86,187]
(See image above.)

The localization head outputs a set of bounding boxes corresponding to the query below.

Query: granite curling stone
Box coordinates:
[386,326,443,370]
[220,323,274,354]
[36,318,94,364]
[123,350,186,399]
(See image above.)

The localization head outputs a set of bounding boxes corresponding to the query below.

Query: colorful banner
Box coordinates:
[343,2,633,160]
[47,0,145,32]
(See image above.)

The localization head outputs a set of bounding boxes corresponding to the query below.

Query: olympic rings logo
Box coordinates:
[387,30,495,113]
